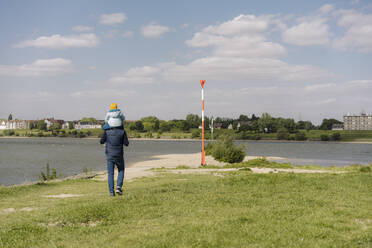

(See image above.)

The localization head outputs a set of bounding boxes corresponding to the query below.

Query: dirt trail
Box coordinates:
[94,153,332,182]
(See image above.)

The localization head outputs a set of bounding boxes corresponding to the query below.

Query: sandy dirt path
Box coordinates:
[94,153,332,182]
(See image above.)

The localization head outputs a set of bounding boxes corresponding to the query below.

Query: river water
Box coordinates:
[1,138,372,186]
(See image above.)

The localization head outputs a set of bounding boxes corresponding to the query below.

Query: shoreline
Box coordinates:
[1,136,372,144]
[3,152,359,188]
[1,153,287,187]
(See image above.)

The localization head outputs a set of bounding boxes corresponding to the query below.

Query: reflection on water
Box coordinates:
[1,138,372,185]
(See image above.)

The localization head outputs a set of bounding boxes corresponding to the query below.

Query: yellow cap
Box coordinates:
[110,103,117,110]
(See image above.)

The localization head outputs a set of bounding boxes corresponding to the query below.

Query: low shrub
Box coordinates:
[277,128,289,140]
[320,134,330,141]
[208,135,246,163]
[39,163,58,182]
[191,129,200,138]
[360,166,371,173]
[331,132,341,141]
[295,132,307,141]
[205,142,214,155]
[236,132,261,140]
[144,132,153,138]
[4,130,15,136]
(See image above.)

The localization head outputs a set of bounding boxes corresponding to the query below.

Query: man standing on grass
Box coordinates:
[100,124,129,196]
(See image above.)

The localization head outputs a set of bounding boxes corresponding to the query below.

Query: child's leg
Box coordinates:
[102,123,111,130]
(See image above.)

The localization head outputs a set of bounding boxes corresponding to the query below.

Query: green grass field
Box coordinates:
[1,168,372,247]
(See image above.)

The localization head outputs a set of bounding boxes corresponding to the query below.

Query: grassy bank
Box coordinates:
[1,168,372,247]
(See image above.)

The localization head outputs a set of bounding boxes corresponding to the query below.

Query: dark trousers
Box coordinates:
[106,156,125,195]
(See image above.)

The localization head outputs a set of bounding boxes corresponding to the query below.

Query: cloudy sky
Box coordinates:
[1,0,372,123]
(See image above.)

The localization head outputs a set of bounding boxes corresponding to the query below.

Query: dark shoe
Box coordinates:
[115,188,122,195]
[110,192,115,197]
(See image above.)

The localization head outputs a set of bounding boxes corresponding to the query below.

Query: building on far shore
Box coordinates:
[332,124,344,131]
[75,120,104,129]
[343,113,372,130]
[0,120,32,130]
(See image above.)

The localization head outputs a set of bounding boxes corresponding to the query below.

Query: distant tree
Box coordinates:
[275,118,296,133]
[37,120,47,131]
[68,122,74,129]
[238,124,250,132]
[304,121,314,131]
[8,114,12,121]
[277,127,290,140]
[295,132,307,141]
[143,122,155,132]
[154,119,160,131]
[49,123,61,131]
[159,121,171,132]
[186,114,201,129]
[140,116,159,123]
[179,121,190,132]
[134,121,144,131]
[238,114,249,122]
[320,119,342,130]
[232,120,239,130]
[29,121,37,129]
[258,113,276,133]
[251,114,259,121]
[80,117,97,123]
[128,123,137,131]
[296,121,306,130]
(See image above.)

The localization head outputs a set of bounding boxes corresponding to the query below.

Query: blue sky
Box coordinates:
[1,0,372,123]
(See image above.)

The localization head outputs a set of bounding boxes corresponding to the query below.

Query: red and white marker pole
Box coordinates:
[200,80,206,166]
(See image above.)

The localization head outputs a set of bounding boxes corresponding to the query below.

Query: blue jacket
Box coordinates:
[100,128,129,158]
[105,109,125,128]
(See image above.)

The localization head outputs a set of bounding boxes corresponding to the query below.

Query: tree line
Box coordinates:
[125,113,343,133]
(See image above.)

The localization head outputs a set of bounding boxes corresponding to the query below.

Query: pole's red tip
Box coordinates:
[200,80,206,88]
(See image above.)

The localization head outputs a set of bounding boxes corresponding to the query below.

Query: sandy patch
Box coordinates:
[94,153,334,183]
[20,207,37,212]
[0,207,37,214]
[43,194,82,198]
[0,208,15,214]
[130,153,284,169]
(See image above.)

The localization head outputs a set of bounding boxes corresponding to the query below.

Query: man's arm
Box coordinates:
[123,130,129,147]
[100,130,107,144]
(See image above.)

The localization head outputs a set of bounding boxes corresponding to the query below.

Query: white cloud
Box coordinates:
[111,14,334,86]
[0,58,74,77]
[316,98,336,104]
[110,66,161,84]
[122,31,133,38]
[141,22,170,38]
[72,25,94,32]
[186,14,286,58]
[305,83,336,91]
[282,18,331,46]
[202,14,271,36]
[15,33,99,49]
[109,57,332,86]
[70,89,135,98]
[100,13,127,25]
[319,4,334,14]
[333,9,372,52]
